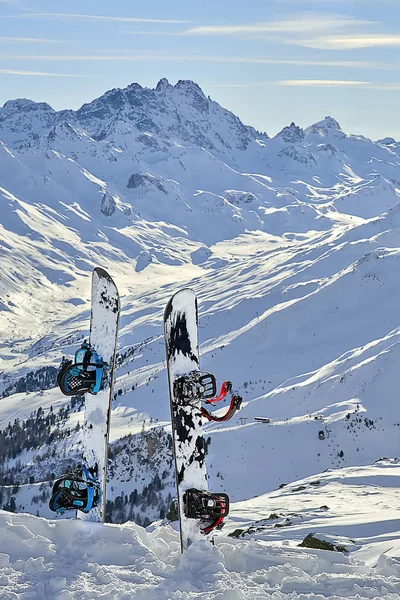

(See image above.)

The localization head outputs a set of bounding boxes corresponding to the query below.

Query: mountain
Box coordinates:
[0,79,265,159]
[0,77,400,545]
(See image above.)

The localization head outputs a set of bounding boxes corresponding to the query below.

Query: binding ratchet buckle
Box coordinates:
[173,371,217,403]
[183,488,230,534]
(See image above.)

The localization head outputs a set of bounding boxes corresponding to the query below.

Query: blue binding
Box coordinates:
[50,466,101,514]
[75,343,104,393]
[70,344,104,394]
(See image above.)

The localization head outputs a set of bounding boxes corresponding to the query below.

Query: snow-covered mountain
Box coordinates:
[0,76,400,571]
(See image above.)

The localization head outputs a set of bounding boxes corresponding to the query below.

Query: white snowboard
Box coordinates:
[164,288,208,551]
[80,267,120,523]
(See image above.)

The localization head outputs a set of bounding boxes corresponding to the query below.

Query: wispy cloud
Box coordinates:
[185,13,373,37]
[274,0,397,3]
[271,0,394,3]
[371,83,400,90]
[123,31,185,36]
[290,34,400,50]
[278,79,370,86]
[208,80,400,90]
[208,80,371,88]
[0,37,64,43]
[0,53,393,70]
[5,12,189,23]
[0,68,88,76]
[280,80,400,90]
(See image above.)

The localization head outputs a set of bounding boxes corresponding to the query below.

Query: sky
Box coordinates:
[0,0,400,139]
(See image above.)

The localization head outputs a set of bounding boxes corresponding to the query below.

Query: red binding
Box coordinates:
[203,381,232,404]
[200,494,229,533]
[201,381,242,422]
[201,515,225,534]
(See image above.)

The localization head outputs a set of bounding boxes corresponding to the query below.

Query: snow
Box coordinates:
[1,462,400,598]
[1,77,400,597]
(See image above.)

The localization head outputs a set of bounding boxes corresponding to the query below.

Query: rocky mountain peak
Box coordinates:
[47,122,83,142]
[1,98,54,115]
[377,137,397,146]
[305,116,345,140]
[0,79,266,155]
[276,122,304,143]
[318,116,341,130]
[174,79,205,97]
[126,82,143,92]
[156,78,172,92]
[306,116,343,136]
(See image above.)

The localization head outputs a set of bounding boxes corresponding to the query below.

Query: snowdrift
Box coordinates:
[1,461,400,599]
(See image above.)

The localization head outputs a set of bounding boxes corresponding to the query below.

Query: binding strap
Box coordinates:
[200,492,230,534]
[57,344,104,396]
[49,467,100,514]
[201,381,242,422]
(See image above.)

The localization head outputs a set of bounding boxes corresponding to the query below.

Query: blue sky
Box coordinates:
[0,0,400,139]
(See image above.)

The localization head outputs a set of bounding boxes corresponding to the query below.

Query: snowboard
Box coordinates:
[79,267,120,523]
[164,288,208,551]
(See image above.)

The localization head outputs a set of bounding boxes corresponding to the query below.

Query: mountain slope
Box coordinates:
[0,79,400,529]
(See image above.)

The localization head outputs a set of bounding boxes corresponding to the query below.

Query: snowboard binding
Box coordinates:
[49,466,101,514]
[174,371,217,402]
[184,488,230,534]
[201,380,243,423]
[57,342,105,396]
[174,371,242,422]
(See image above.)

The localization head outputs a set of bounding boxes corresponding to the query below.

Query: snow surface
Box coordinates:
[1,462,400,599]
[1,78,400,597]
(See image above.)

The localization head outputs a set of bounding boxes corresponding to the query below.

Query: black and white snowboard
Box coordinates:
[80,267,120,523]
[164,288,208,551]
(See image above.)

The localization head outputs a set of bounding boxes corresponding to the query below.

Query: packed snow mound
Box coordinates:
[191,246,212,264]
[227,460,400,542]
[135,250,153,272]
[1,461,400,599]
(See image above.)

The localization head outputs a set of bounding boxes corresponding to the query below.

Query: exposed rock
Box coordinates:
[225,191,257,205]
[101,193,116,216]
[127,172,167,194]
[276,122,304,143]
